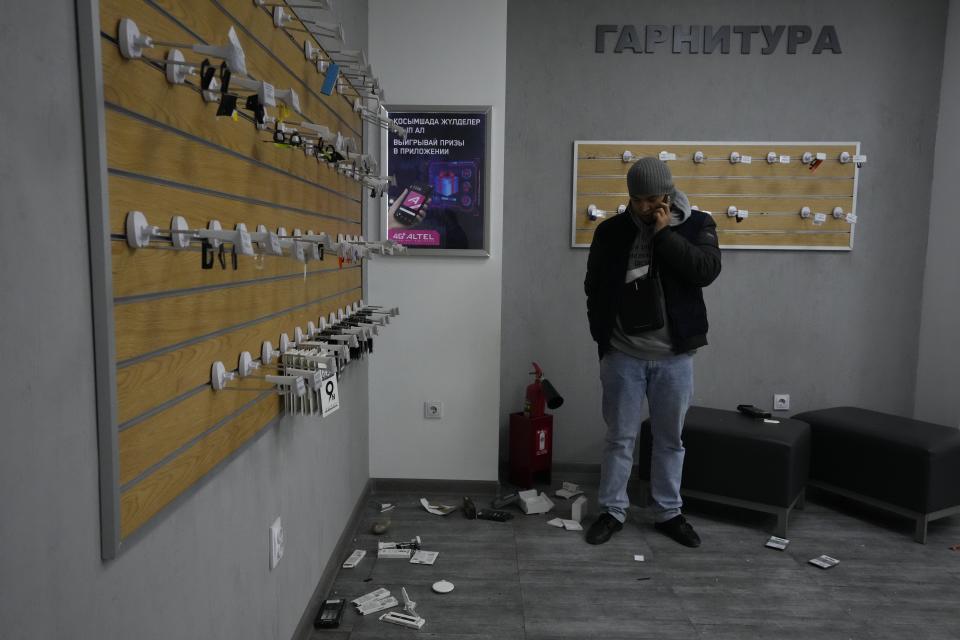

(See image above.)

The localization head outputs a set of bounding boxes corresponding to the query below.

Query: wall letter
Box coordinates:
[813,26,842,54]
[761,25,785,54]
[703,25,731,54]
[645,24,668,53]
[614,25,643,54]
[595,24,619,53]
[787,25,813,54]
[673,25,700,53]
[733,25,761,54]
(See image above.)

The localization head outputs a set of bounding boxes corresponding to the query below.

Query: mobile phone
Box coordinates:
[313,598,345,628]
[737,404,771,420]
[393,184,433,226]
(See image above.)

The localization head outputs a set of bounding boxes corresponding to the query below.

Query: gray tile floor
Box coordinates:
[311,475,960,639]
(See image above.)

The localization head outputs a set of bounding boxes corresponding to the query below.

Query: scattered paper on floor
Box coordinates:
[420,498,456,516]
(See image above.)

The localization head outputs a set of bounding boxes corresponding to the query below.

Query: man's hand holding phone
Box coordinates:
[652,194,671,233]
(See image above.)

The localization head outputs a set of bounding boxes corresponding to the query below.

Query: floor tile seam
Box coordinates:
[513,519,529,640]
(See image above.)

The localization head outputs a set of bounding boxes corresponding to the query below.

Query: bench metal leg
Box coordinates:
[914,515,929,544]
[774,508,788,538]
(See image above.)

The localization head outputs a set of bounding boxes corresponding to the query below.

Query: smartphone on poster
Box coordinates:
[393,183,433,226]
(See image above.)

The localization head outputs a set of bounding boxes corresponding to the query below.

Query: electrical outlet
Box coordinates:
[424,401,443,419]
[269,516,284,570]
[773,394,790,411]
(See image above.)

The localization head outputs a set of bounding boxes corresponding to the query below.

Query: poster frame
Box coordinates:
[380,104,492,257]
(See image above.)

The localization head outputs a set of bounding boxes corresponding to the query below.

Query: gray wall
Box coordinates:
[501,0,949,463]
[915,0,960,427]
[0,2,370,639]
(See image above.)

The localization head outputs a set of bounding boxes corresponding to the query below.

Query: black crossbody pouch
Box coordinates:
[618,269,665,334]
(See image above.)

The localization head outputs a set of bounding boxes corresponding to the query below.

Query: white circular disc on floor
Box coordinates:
[432,580,454,594]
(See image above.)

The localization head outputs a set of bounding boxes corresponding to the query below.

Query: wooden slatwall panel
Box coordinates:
[99,0,365,545]
[572,142,861,250]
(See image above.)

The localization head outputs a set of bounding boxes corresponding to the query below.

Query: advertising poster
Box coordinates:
[384,107,490,255]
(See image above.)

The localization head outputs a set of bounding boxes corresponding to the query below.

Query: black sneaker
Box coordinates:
[653,515,701,547]
[585,513,623,545]
[477,508,513,522]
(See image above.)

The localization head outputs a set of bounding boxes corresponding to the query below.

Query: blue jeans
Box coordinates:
[598,349,694,524]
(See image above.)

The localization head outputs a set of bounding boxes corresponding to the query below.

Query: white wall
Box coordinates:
[916,0,960,427]
[367,0,507,480]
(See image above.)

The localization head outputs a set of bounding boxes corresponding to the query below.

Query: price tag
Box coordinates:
[736,209,749,220]
[779,155,791,164]
[853,154,867,164]
[320,372,340,417]
[813,212,827,225]
[658,151,677,161]
[740,155,753,164]
[815,152,827,161]
[294,242,306,263]
[268,232,281,255]
[262,82,276,107]
[238,229,254,256]
[845,213,858,224]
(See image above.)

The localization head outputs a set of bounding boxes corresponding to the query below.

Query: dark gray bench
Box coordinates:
[637,406,810,537]
[792,406,960,543]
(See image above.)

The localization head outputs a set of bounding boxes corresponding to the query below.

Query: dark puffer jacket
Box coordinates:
[584,210,722,359]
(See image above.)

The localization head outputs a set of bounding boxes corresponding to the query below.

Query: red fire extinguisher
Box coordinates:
[524,362,563,418]
[524,362,546,418]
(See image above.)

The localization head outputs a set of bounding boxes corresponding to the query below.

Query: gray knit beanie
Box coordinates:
[626,157,674,197]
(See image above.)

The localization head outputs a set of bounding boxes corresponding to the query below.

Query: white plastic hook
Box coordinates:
[118,18,153,59]
[800,206,812,219]
[165,49,196,84]
[274,88,302,115]
[262,341,279,365]
[196,27,247,75]
[693,151,706,164]
[230,77,276,106]
[170,215,190,249]
[621,150,634,163]
[253,224,283,256]
[238,351,260,377]
[266,374,307,397]
[125,210,160,248]
[211,361,237,391]
[587,204,607,221]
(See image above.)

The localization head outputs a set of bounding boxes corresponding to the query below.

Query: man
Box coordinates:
[584,157,721,547]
